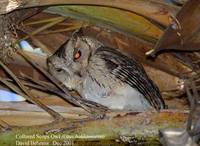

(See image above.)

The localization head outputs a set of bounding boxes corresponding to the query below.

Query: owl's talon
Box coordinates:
[89,113,106,120]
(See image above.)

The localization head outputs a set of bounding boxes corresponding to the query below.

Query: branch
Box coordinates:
[0,119,12,132]
[0,0,179,26]
[0,60,64,121]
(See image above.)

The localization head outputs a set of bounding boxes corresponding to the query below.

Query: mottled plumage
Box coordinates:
[47,33,165,111]
[94,47,165,109]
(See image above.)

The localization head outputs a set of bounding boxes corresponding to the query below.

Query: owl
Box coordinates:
[47,32,165,111]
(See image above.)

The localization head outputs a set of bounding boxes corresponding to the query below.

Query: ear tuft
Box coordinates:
[72,27,84,39]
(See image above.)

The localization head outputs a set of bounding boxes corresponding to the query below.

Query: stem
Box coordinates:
[0,61,64,121]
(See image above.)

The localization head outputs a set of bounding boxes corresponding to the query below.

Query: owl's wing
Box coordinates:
[113,65,165,110]
[95,47,165,110]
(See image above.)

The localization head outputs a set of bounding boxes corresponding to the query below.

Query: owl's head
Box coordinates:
[47,31,103,89]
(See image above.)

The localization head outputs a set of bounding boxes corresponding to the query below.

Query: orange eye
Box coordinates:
[74,50,81,60]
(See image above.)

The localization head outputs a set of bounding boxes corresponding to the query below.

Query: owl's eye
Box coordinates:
[74,50,82,61]
[56,68,63,73]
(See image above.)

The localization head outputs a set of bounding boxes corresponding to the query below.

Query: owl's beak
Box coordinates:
[47,57,54,69]
[46,57,51,64]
